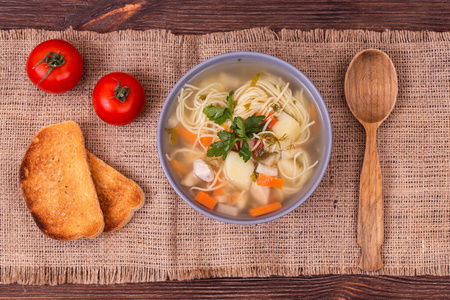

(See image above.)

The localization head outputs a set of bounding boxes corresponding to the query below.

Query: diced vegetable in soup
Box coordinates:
[165,72,319,217]
[224,151,254,191]
[271,112,301,150]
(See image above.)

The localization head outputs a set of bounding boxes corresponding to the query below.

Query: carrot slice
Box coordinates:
[213,187,224,196]
[177,125,197,144]
[194,191,217,210]
[250,202,282,217]
[267,116,279,129]
[170,159,189,175]
[261,112,272,122]
[212,183,224,196]
[257,174,284,189]
[200,136,213,148]
[178,125,214,147]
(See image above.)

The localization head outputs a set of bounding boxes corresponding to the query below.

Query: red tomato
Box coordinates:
[26,39,83,94]
[92,72,146,126]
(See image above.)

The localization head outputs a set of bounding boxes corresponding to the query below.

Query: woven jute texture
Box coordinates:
[0,28,449,285]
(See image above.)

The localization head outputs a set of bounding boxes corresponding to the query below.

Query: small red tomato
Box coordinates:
[92,72,146,126]
[26,39,83,94]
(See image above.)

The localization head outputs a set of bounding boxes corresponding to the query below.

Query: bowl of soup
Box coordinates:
[157,52,332,224]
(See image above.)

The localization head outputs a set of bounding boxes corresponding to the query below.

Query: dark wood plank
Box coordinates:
[2,276,450,299]
[0,0,449,34]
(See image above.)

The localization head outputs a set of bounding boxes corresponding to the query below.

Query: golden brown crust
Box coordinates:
[87,152,145,233]
[19,121,105,241]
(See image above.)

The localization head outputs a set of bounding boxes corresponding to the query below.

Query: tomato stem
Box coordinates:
[33,51,66,86]
[113,79,130,103]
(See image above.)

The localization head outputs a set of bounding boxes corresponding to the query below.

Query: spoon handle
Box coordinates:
[358,123,384,271]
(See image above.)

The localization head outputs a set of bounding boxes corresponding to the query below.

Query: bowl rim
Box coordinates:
[157,51,332,225]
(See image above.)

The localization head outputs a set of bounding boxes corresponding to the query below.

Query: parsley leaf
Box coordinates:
[204,92,266,163]
[203,105,231,125]
[230,114,265,140]
[217,130,234,142]
[227,91,234,112]
[202,91,234,125]
[239,140,252,162]
[244,115,265,135]
[206,131,236,160]
[231,116,246,139]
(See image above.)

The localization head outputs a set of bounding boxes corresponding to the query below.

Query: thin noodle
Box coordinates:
[170,73,319,213]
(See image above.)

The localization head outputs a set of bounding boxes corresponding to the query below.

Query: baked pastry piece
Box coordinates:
[20,121,104,241]
[87,152,145,233]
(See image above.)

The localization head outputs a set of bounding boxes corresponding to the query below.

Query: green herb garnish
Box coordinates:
[230,115,265,140]
[250,72,264,87]
[165,127,178,146]
[206,114,265,162]
[239,140,252,162]
[203,105,232,125]
[206,131,237,160]
[271,103,280,112]
[204,91,266,162]
[250,173,257,182]
[231,116,246,139]
[207,115,265,161]
[226,91,234,111]
[202,91,234,125]
[254,149,270,160]
[263,133,288,148]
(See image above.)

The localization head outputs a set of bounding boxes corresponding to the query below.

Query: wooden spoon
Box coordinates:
[344,49,398,271]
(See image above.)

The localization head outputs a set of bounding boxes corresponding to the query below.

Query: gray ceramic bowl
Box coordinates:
[157,52,332,224]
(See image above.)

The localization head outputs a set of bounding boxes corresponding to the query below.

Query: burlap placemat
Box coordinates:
[0,28,449,285]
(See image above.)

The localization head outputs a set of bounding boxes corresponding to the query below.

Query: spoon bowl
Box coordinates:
[346,49,398,125]
[345,49,398,271]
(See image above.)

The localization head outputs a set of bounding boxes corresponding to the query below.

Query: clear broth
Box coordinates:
[163,58,326,220]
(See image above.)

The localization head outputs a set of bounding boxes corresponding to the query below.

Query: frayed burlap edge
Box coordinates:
[1,27,449,285]
[2,265,450,285]
[0,27,449,44]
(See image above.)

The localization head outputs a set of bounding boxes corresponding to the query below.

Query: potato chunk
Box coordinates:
[223,151,254,191]
[256,163,278,177]
[271,112,301,149]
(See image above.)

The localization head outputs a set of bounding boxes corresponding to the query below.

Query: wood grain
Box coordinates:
[345,50,398,271]
[2,276,450,299]
[0,0,449,34]
[359,123,384,270]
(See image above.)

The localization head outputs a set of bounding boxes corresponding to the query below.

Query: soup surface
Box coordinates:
[164,66,322,218]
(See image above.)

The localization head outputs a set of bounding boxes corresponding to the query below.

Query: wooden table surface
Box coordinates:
[1,0,450,299]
